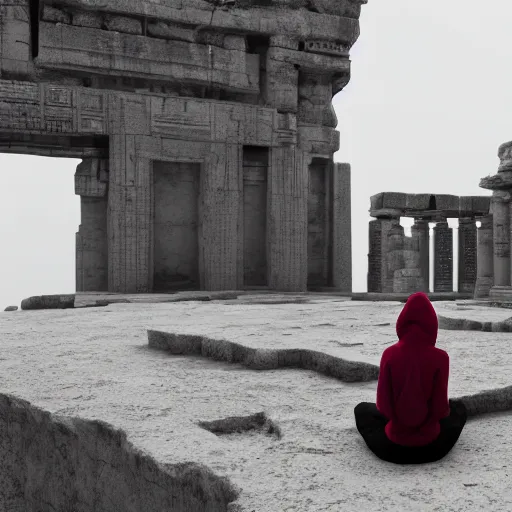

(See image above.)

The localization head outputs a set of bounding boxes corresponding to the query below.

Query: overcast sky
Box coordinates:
[0,0,507,307]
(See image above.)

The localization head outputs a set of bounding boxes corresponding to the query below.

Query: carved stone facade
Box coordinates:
[0,0,365,293]
[367,193,491,295]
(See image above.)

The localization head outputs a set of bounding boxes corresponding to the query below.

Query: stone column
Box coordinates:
[75,158,109,292]
[268,114,308,291]
[367,215,401,293]
[458,217,477,293]
[107,95,152,293]
[332,163,351,292]
[411,219,429,292]
[0,0,32,78]
[433,220,453,292]
[491,194,510,287]
[474,215,494,298]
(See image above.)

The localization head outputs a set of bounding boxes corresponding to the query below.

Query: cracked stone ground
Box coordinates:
[1,297,512,511]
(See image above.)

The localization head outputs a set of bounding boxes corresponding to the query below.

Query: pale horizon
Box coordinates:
[0,0,507,307]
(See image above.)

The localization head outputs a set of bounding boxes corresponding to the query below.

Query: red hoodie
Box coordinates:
[376,292,450,447]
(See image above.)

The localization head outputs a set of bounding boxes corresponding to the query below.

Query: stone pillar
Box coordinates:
[491,194,510,287]
[474,215,494,298]
[367,216,401,293]
[75,159,109,292]
[458,217,477,293]
[332,163,351,292]
[0,0,32,78]
[268,114,307,291]
[411,219,429,292]
[107,95,152,293]
[433,220,453,292]
[201,142,240,290]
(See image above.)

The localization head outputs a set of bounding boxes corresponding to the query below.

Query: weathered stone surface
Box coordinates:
[147,21,196,42]
[3,306,18,312]
[72,11,103,28]
[42,5,71,24]
[20,294,75,310]
[0,393,238,511]
[103,14,142,34]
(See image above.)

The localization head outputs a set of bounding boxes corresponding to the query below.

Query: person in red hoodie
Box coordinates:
[354,292,467,464]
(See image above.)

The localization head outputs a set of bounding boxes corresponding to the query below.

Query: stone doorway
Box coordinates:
[153,161,200,291]
[307,158,333,288]
[242,147,268,287]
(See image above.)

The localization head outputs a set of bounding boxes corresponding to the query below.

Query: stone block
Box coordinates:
[42,5,71,24]
[405,193,431,210]
[498,141,512,172]
[104,15,142,35]
[224,35,246,51]
[402,249,420,269]
[434,194,459,212]
[3,306,18,312]
[72,12,103,29]
[370,192,407,211]
[269,36,299,50]
[458,196,490,216]
[147,21,196,42]
[393,268,423,294]
[20,295,75,310]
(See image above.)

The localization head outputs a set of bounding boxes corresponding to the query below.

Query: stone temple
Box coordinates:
[0,0,366,294]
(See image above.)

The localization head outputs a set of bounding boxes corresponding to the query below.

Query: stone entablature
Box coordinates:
[370,192,491,220]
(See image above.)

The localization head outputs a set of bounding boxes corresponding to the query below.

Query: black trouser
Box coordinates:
[354,400,467,464]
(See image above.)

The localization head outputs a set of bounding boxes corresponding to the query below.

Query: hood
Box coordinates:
[396,292,438,346]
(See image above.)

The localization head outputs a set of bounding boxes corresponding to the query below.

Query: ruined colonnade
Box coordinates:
[367,193,492,296]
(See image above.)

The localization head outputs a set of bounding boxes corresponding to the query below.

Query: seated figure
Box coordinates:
[354,292,467,464]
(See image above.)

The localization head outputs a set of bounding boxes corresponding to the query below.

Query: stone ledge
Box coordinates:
[0,393,239,511]
[147,330,380,382]
[21,294,76,310]
[438,314,512,332]
[351,292,474,302]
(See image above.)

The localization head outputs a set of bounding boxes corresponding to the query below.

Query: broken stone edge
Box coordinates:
[0,393,239,511]
[20,291,241,310]
[438,314,512,333]
[148,330,512,419]
[147,330,380,383]
[198,411,282,440]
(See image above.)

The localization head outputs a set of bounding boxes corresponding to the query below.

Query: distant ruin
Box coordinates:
[480,141,512,301]
[0,0,366,293]
[367,193,491,296]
